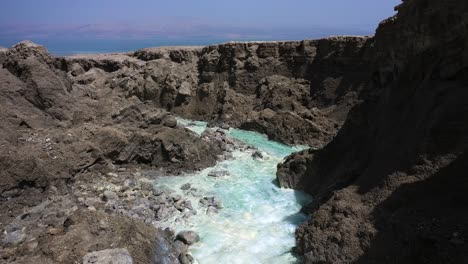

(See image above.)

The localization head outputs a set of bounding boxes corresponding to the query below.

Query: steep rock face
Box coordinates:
[0,43,223,194]
[175,38,373,146]
[3,41,74,120]
[278,0,468,263]
[67,37,372,146]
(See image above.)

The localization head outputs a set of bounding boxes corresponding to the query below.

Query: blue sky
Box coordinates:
[0,1,400,50]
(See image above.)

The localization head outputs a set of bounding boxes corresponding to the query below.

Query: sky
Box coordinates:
[0,0,400,53]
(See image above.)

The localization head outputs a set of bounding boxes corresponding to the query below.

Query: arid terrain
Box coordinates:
[1,0,467,263]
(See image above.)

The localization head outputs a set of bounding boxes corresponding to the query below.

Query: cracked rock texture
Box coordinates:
[67,36,373,147]
[277,0,468,263]
[2,0,468,263]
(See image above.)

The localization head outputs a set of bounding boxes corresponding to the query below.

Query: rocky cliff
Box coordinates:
[66,37,372,147]
[0,37,375,263]
[278,0,468,263]
[2,0,467,262]
[1,35,377,263]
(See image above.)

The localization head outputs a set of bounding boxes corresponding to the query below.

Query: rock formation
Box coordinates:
[277,0,468,263]
[66,37,372,147]
[0,41,222,263]
[2,0,468,263]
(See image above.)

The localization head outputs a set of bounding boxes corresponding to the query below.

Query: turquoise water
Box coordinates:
[155,121,312,264]
[228,128,306,157]
[177,118,208,135]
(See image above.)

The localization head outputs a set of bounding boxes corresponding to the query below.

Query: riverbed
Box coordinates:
[155,120,312,264]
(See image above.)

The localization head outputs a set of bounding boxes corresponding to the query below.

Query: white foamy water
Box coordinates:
[155,121,312,264]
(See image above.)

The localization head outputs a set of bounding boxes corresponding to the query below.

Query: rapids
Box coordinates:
[155,120,312,264]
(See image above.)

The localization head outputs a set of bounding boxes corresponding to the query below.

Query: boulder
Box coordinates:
[69,63,85,77]
[176,231,200,246]
[163,115,177,128]
[178,81,192,97]
[208,170,230,178]
[251,151,264,160]
[180,183,191,190]
[199,196,223,209]
[172,240,188,256]
[179,253,194,264]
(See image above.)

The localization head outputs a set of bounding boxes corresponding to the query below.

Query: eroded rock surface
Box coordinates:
[2,0,468,263]
[66,37,372,147]
[278,0,468,263]
[0,41,223,264]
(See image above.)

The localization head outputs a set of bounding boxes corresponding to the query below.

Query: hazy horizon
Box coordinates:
[0,0,400,54]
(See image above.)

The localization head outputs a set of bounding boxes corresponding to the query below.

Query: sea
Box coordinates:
[0,38,295,56]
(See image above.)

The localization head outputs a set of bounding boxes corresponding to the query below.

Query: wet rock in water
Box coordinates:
[252,151,264,159]
[174,200,185,211]
[206,206,219,215]
[200,196,223,209]
[172,194,182,202]
[2,230,25,246]
[212,197,223,209]
[82,248,133,264]
[185,188,203,197]
[175,199,192,212]
[180,183,191,190]
[176,231,200,245]
[183,200,193,211]
[199,197,210,206]
[208,170,230,178]
[103,190,118,201]
[179,253,194,264]
[172,240,189,256]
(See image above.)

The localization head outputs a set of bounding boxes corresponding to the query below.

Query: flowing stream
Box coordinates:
[155,120,312,264]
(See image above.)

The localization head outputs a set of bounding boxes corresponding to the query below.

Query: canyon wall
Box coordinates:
[278,0,468,262]
[3,0,467,262]
[1,35,377,263]
[67,37,373,147]
[0,36,375,263]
